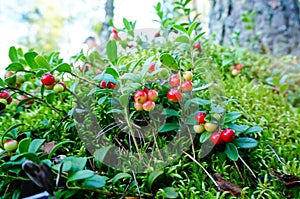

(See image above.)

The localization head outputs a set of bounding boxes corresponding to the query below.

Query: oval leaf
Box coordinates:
[54,63,72,73]
[34,55,50,69]
[245,126,263,134]
[160,53,178,70]
[235,137,258,148]
[82,174,106,188]
[6,63,24,72]
[148,170,164,190]
[68,170,94,182]
[225,143,239,161]
[106,40,118,65]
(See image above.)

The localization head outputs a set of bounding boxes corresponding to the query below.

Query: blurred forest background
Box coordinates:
[0,0,299,74]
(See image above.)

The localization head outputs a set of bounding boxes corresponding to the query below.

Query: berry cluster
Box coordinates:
[100,80,117,89]
[134,89,158,112]
[41,73,67,93]
[193,112,218,133]
[167,71,193,103]
[210,128,236,145]
[230,64,243,76]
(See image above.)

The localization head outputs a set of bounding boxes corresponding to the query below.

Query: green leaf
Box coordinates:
[174,35,190,43]
[68,170,94,182]
[119,94,129,108]
[224,112,242,123]
[52,160,72,172]
[226,123,249,134]
[0,78,5,87]
[122,73,141,83]
[17,138,31,153]
[54,63,72,73]
[199,131,212,143]
[4,74,16,86]
[48,140,75,159]
[105,67,119,79]
[34,55,50,69]
[163,187,179,198]
[173,24,187,34]
[193,32,205,43]
[82,174,106,188]
[107,109,124,114]
[69,157,87,172]
[106,40,118,65]
[148,170,164,190]
[123,18,131,30]
[187,21,199,36]
[94,146,112,163]
[6,63,24,72]
[109,172,132,184]
[245,126,263,134]
[160,53,178,70]
[102,73,118,84]
[162,109,180,117]
[98,96,108,105]
[24,52,38,69]
[225,143,239,161]
[235,137,258,148]
[159,123,179,133]
[9,46,19,62]
[29,139,45,153]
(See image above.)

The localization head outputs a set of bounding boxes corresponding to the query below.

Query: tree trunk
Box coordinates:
[99,0,114,51]
[208,0,300,56]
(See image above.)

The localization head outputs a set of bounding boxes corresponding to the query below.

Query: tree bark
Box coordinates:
[99,0,114,50]
[208,0,300,56]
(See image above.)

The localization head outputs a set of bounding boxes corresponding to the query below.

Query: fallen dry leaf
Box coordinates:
[214,173,242,197]
[41,141,55,154]
[270,170,300,186]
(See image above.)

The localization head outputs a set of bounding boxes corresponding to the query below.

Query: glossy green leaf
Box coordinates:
[29,139,46,153]
[159,53,178,70]
[119,94,129,108]
[68,170,94,182]
[109,172,132,184]
[17,138,31,153]
[225,143,239,161]
[54,63,72,73]
[24,52,38,69]
[163,187,178,198]
[224,112,242,123]
[187,21,199,36]
[34,55,50,69]
[148,170,164,190]
[106,40,118,65]
[245,126,263,134]
[174,35,190,43]
[9,46,19,62]
[82,174,106,188]
[199,131,212,143]
[6,63,24,72]
[105,67,119,79]
[235,137,258,148]
[159,122,179,133]
[173,24,187,34]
